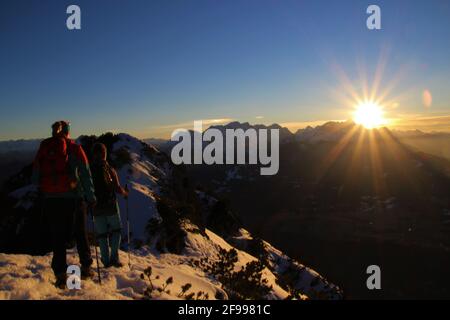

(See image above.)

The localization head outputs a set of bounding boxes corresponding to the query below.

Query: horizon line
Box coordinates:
[1,119,450,143]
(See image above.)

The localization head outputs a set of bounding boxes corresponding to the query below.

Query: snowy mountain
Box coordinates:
[145,120,450,155]
[294,120,361,143]
[0,228,315,300]
[156,121,296,154]
[209,121,295,143]
[391,130,450,161]
[0,133,342,300]
[294,122,450,163]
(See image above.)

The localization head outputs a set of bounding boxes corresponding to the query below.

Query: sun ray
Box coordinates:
[324,50,425,201]
[370,48,389,102]
[357,57,370,102]
[330,49,413,129]
[368,129,388,197]
[372,64,407,106]
[331,62,363,106]
[343,126,367,189]
[378,129,424,196]
[315,124,359,184]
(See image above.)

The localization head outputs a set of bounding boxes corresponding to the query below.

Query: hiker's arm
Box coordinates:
[110,167,128,197]
[75,146,97,203]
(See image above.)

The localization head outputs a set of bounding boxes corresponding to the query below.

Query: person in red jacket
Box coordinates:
[33,121,97,288]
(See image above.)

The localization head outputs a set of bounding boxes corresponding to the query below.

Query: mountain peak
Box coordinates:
[294,120,395,143]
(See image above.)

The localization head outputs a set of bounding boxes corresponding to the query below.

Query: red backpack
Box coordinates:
[37,137,78,194]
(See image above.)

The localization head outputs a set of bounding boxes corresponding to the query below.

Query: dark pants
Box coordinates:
[44,198,92,275]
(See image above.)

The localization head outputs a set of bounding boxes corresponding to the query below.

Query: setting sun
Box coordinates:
[353,102,386,129]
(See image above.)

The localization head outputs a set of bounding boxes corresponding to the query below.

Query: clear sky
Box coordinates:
[0,0,449,140]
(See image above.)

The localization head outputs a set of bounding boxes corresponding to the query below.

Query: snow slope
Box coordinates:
[0,228,299,300]
[112,134,163,241]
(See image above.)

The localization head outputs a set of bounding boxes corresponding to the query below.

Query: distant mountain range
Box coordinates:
[0,139,42,154]
[143,120,450,162]
[1,121,448,156]
[1,121,449,190]
[391,129,450,161]
[0,139,42,189]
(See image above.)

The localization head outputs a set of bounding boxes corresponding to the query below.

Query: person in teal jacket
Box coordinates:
[90,142,128,268]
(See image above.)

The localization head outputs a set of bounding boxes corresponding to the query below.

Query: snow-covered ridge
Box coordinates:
[112,133,165,241]
[0,230,250,300]
[0,228,321,300]
[294,121,360,143]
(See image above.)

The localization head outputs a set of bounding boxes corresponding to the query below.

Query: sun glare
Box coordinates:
[353,102,386,129]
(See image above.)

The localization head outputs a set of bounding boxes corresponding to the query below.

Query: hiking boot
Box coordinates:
[55,273,67,289]
[81,266,95,280]
[110,259,123,268]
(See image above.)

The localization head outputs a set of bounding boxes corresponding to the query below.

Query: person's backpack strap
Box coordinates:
[65,138,75,176]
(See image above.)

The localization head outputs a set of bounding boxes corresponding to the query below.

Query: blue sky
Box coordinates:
[0,0,449,140]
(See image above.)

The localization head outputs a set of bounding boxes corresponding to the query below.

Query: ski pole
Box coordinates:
[125,184,132,269]
[90,209,102,285]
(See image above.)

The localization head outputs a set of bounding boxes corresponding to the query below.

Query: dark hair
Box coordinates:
[51,120,70,137]
[51,121,62,137]
[60,121,70,135]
